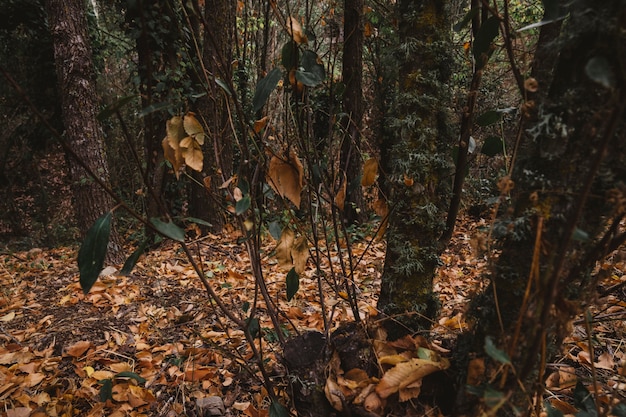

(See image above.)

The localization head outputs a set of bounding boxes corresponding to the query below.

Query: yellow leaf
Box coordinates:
[0,311,15,322]
[376,357,449,400]
[286,16,307,44]
[83,366,95,377]
[183,112,205,145]
[275,228,295,270]
[335,174,347,210]
[361,158,378,186]
[181,139,204,172]
[266,153,304,208]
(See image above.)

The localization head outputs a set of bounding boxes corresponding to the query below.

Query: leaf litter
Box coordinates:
[0,215,625,416]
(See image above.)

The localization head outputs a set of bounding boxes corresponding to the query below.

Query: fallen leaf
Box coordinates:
[65,341,92,358]
[376,357,449,400]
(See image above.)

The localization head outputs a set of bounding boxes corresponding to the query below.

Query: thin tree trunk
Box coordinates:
[45,0,122,263]
[189,0,235,233]
[340,0,365,226]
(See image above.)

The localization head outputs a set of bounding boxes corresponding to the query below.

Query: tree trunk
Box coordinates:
[377,0,453,339]
[189,0,235,233]
[462,0,626,412]
[45,0,122,263]
[339,0,365,226]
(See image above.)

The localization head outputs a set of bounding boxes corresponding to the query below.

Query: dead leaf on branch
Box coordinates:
[276,228,295,270]
[183,112,205,145]
[335,173,347,210]
[291,236,309,274]
[361,158,378,187]
[286,16,308,44]
[266,152,304,208]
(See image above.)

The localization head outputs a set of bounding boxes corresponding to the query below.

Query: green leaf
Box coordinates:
[150,218,185,242]
[542,0,560,20]
[573,381,598,417]
[97,95,136,121]
[545,400,564,417]
[281,40,299,69]
[454,8,479,32]
[301,50,325,80]
[215,78,232,96]
[269,399,290,417]
[184,217,213,227]
[295,70,323,87]
[138,101,171,118]
[247,317,260,338]
[484,336,511,364]
[268,221,282,240]
[476,110,502,126]
[286,267,299,301]
[572,227,590,242]
[114,371,146,384]
[483,385,506,410]
[98,379,113,402]
[482,136,504,157]
[121,240,149,275]
[611,403,626,417]
[242,301,250,313]
[78,212,112,295]
[473,16,500,68]
[252,68,283,113]
[236,195,251,215]
[585,56,615,89]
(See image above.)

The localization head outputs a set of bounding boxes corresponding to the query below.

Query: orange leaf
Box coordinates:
[266,153,304,208]
[253,116,269,133]
[361,158,378,186]
[291,236,309,274]
[335,174,347,210]
[181,139,204,172]
[286,16,307,44]
[65,340,92,358]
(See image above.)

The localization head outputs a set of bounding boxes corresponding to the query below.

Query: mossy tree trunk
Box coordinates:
[463,0,626,411]
[377,0,453,339]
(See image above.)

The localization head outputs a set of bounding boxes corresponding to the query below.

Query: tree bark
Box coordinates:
[189,0,235,233]
[377,0,453,339]
[45,0,122,263]
[462,0,626,411]
[340,0,365,226]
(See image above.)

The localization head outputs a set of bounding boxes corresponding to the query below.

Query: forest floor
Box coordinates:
[0,216,625,417]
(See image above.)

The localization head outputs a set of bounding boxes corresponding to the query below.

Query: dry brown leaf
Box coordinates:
[253,116,269,133]
[361,158,378,187]
[180,138,204,172]
[162,137,184,179]
[65,340,92,358]
[376,357,449,400]
[550,398,578,414]
[203,176,211,191]
[335,174,347,210]
[324,375,344,411]
[286,16,307,44]
[6,408,31,417]
[291,236,309,274]
[276,228,295,270]
[266,153,304,208]
[183,112,205,145]
[595,352,615,370]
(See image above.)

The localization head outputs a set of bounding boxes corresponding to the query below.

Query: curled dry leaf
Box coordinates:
[375,357,449,401]
[183,112,205,145]
[253,116,269,133]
